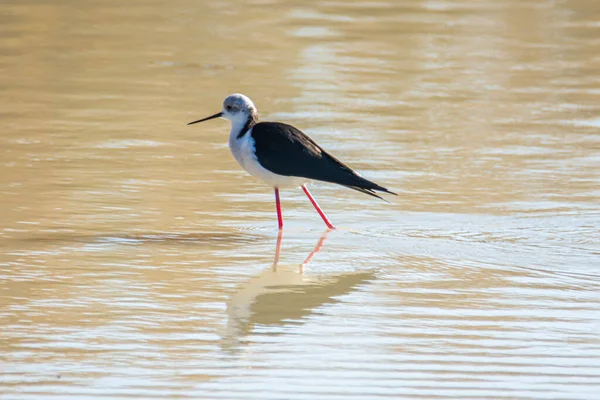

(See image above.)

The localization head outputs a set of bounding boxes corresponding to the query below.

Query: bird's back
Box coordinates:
[250,122,395,197]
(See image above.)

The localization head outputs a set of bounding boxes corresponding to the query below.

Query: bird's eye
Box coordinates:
[226,105,232,111]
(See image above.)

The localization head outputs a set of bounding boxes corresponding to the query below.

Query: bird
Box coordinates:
[188,93,396,230]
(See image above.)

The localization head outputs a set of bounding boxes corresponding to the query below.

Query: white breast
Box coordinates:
[228,127,307,189]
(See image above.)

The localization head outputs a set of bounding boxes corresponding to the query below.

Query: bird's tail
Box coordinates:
[342,182,397,201]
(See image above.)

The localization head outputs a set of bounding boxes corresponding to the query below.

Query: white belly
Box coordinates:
[229,127,307,188]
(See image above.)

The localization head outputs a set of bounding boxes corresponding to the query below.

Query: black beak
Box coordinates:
[187,112,223,125]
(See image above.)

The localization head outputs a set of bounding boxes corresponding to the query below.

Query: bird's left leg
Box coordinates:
[274,187,284,230]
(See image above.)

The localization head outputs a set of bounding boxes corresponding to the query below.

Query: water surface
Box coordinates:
[1,0,599,399]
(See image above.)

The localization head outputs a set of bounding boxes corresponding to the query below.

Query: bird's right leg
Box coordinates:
[301,185,335,230]
[274,187,284,230]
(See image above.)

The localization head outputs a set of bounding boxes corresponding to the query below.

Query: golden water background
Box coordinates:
[1,1,599,399]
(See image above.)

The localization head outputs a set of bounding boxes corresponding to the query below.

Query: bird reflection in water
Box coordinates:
[271,230,327,273]
[221,231,375,351]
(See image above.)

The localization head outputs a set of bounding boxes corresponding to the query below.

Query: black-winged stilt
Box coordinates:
[188,93,396,230]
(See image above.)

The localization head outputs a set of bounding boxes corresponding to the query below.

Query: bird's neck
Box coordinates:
[230,112,258,141]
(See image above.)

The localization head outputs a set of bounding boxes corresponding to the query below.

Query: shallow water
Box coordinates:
[1,0,599,399]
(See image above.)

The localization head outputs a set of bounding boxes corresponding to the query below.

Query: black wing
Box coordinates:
[251,122,396,199]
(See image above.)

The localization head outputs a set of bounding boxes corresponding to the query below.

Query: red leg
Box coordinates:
[274,188,283,230]
[301,185,335,229]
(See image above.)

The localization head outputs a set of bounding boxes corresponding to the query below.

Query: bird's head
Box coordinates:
[188,93,257,126]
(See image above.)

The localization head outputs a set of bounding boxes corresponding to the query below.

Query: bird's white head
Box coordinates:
[222,94,256,120]
[188,93,258,128]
